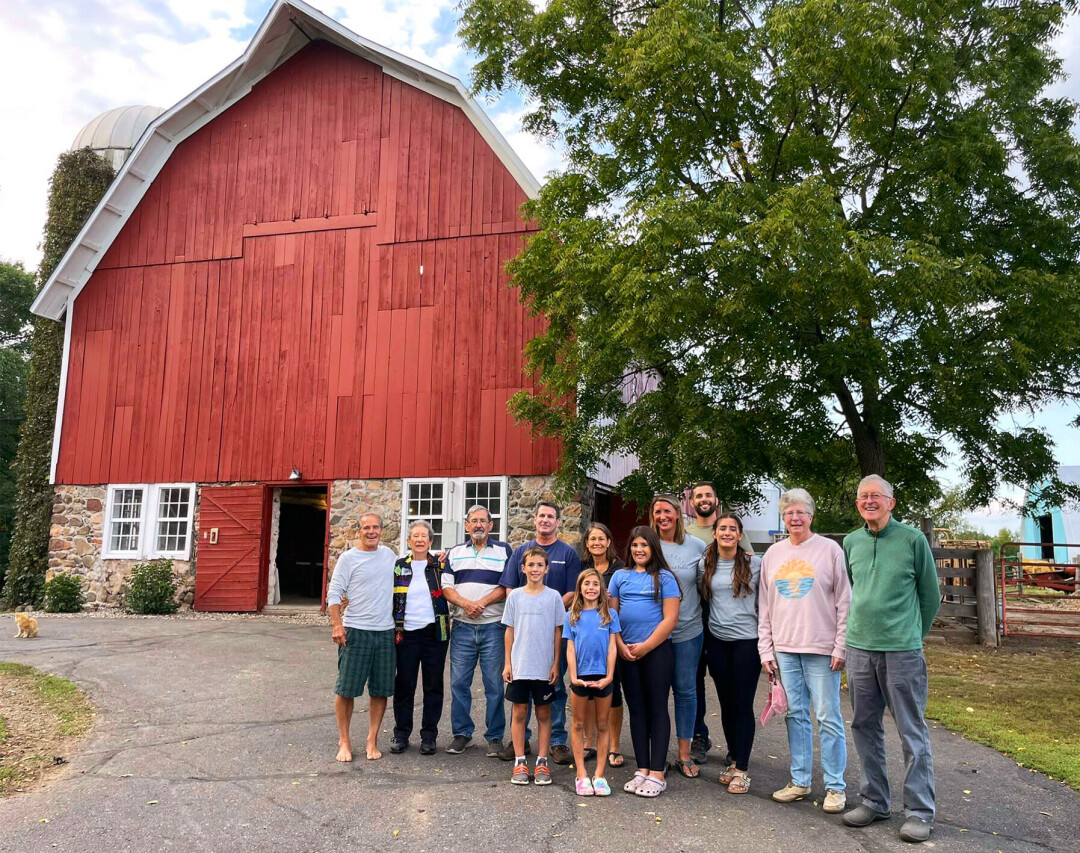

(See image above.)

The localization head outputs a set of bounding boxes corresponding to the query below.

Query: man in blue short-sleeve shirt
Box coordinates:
[499,502,582,599]
[498,501,582,763]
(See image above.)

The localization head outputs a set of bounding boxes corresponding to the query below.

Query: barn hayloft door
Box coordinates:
[194,486,266,612]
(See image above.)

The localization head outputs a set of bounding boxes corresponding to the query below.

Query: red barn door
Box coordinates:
[194,486,265,611]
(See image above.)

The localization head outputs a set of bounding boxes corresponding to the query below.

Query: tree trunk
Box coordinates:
[831,379,886,477]
[852,422,886,477]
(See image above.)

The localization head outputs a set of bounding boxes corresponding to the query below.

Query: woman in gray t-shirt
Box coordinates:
[650,495,706,778]
[696,512,761,795]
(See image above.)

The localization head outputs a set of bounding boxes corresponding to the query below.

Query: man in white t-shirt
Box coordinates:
[327,513,396,761]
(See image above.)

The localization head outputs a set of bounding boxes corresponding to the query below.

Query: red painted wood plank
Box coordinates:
[492,385,508,480]
[412,93,432,242]
[308,234,329,478]
[368,309,393,477]
[413,303,435,477]
[205,260,233,481]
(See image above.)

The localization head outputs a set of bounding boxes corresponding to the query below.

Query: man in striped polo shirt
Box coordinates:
[442,504,514,755]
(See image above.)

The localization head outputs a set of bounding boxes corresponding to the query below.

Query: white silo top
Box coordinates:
[71,105,165,170]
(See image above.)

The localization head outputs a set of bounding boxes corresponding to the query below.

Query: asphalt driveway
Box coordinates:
[1,615,1076,852]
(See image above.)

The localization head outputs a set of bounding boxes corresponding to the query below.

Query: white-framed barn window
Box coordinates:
[462,477,508,544]
[400,477,509,552]
[104,485,147,559]
[403,479,449,552]
[152,485,195,559]
[102,483,195,560]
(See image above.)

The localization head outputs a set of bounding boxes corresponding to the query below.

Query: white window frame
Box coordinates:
[103,484,149,559]
[102,483,196,560]
[460,476,509,545]
[402,478,451,553]
[400,476,509,553]
[149,484,196,560]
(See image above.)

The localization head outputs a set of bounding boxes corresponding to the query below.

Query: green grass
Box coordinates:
[0,662,94,795]
[0,662,92,738]
[925,643,1080,791]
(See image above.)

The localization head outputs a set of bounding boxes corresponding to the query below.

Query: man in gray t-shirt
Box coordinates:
[326,513,396,763]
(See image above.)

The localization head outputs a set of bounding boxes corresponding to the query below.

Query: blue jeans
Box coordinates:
[449,621,506,742]
[776,651,846,791]
[523,638,568,746]
[672,632,703,741]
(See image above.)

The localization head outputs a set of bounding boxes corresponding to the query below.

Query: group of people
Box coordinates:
[326,474,942,844]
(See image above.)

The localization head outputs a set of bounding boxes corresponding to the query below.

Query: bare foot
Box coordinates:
[366,739,382,760]
[336,742,353,762]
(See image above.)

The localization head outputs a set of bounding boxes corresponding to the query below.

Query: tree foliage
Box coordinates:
[0,260,35,589]
[2,149,114,609]
[460,0,1080,512]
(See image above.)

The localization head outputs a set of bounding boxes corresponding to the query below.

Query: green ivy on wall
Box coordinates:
[2,149,115,609]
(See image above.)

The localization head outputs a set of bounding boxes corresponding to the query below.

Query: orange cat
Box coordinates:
[14,612,38,639]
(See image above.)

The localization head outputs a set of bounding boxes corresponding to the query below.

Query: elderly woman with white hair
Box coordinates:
[758,488,851,814]
[390,520,451,756]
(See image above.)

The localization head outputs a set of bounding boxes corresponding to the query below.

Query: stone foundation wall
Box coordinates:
[48,485,196,609]
[506,476,593,548]
[327,479,404,572]
[48,475,597,608]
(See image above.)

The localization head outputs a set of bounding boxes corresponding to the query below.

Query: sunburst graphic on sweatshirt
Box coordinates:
[776,559,815,600]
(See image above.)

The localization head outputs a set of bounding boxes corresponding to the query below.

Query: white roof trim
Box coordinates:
[31,0,540,321]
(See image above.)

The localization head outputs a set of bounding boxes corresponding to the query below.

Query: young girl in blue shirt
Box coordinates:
[608,525,681,798]
[565,567,622,796]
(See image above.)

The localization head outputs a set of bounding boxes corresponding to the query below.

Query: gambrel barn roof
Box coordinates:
[32,0,540,321]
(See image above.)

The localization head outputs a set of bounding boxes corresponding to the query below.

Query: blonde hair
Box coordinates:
[649,494,686,545]
[568,568,613,627]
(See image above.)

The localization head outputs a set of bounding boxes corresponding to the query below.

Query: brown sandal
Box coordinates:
[727,769,750,794]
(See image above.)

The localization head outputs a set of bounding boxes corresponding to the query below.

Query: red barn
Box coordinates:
[32,0,624,612]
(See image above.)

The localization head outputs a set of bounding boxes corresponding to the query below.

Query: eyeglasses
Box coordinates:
[782,509,812,519]
[856,493,892,503]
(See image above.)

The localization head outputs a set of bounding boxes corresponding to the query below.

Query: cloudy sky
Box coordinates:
[0,0,1077,532]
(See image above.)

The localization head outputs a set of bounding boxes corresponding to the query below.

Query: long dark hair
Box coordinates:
[700,513,754,599]
[625,525,672,602]
[580,522,618,570]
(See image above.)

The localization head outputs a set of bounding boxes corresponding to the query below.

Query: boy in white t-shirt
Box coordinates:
[502,547,566,785]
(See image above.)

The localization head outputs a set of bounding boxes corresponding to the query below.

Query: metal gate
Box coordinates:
[998,542,1080,638]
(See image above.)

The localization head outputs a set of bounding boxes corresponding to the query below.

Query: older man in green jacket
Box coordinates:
[841,475,941,844]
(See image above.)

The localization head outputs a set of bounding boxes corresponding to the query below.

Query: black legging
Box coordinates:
[705,633,760,771]
[393,623,449,742]
[618,639,675,772]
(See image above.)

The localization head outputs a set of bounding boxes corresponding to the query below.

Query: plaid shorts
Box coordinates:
[335,628,395,698]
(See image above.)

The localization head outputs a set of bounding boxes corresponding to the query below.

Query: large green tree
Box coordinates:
[0,260,36,589]
[460,0,1080,514]
[2,149,114,609]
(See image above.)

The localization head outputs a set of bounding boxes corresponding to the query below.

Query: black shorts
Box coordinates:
[505,678,557,706]
[570,675,614,699]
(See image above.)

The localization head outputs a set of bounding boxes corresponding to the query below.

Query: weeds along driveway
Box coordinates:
[1,615,1077,853]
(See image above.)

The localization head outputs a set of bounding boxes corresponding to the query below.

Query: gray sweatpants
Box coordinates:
[846,647,935,821]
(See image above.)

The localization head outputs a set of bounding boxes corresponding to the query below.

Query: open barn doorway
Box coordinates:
[265,485,329,611]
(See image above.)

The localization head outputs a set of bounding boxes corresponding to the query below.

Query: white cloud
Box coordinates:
[0,0,561,271]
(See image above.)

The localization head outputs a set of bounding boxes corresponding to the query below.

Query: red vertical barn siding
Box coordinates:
[56,41,554,485]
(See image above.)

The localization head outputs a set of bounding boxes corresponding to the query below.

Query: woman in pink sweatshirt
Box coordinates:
[759,488,851,815]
